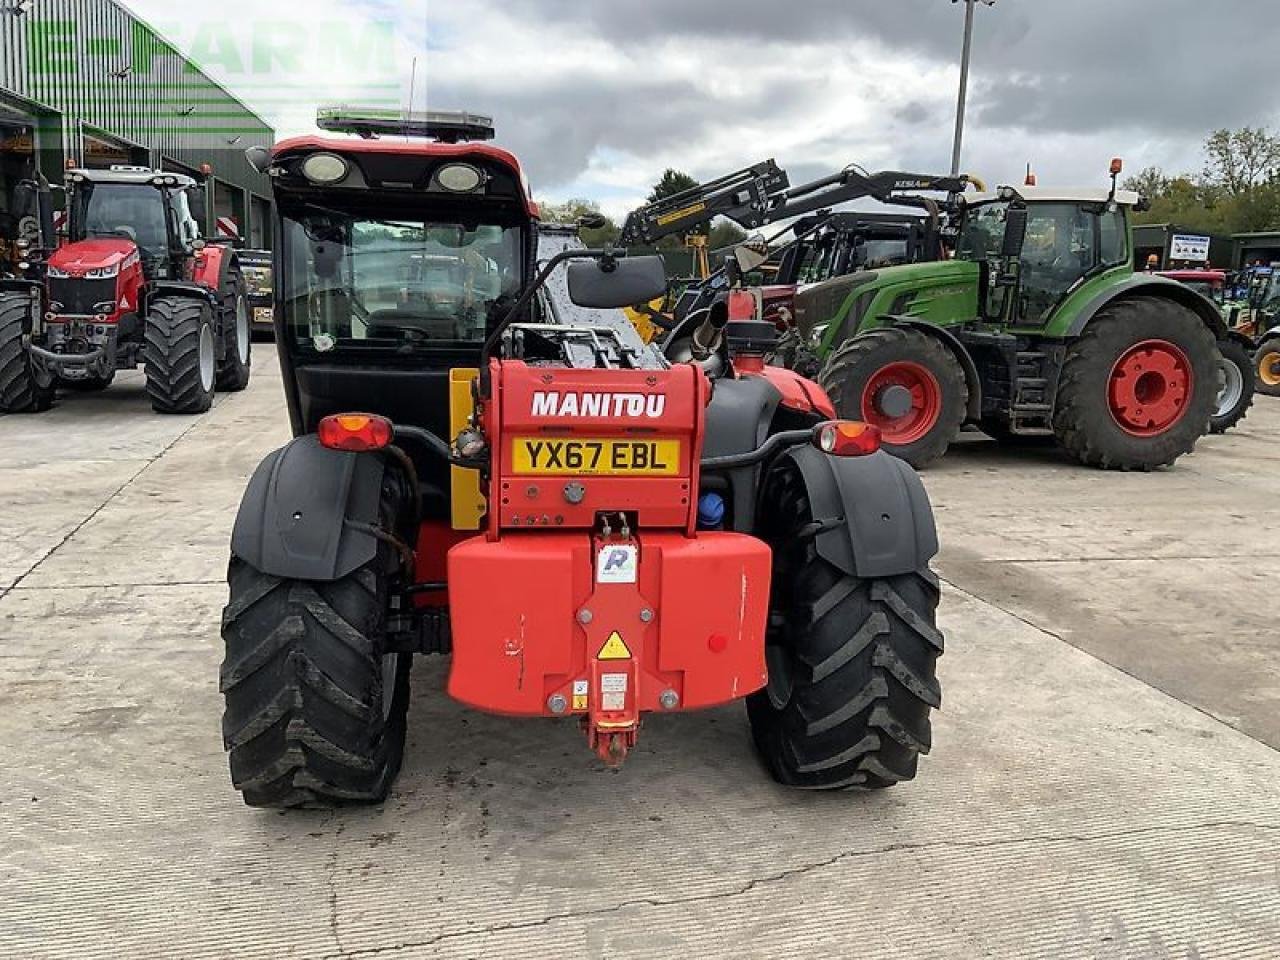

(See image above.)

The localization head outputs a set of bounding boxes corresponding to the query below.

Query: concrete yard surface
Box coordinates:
[1,348,1278,959]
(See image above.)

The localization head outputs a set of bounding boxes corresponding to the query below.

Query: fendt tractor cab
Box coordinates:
[221,108,945,809]
[784,161,1246,468]
[0,165,251,414]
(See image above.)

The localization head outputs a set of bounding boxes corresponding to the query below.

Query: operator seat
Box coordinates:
[364,308,459,341]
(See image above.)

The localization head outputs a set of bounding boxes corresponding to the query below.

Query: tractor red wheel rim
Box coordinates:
[860,361,942,445]
[1106,339,1194,437]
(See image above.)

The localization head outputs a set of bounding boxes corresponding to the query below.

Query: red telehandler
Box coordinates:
[220,109,944,807]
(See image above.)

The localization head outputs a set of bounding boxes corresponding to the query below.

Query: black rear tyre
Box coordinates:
[1209,339,1254,434]
[144,296,216,414]
[1053,296,1217,470]
[747,461,943,789]
[220,549,411,809]
[819,328,967,469]
[1255,337,1280,398]
[215,268,251,392]
[0,291,54,413]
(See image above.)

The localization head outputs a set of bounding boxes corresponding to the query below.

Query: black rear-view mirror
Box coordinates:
[567,255,667,309]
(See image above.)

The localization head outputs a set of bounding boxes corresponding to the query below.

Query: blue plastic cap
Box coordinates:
[697,492,726,528]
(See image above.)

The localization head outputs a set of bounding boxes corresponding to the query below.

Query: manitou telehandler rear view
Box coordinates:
[220,109,945,808]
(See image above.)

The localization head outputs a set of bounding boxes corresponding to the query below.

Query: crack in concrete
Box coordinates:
[6,579,225,592]
[325,814,346,955]
[0,414,212,604]
[319,819,1280,959]
[939,576,1280,758]
[948,553,1280,564]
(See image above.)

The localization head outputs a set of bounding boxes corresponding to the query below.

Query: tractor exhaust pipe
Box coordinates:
[689,301,729,361]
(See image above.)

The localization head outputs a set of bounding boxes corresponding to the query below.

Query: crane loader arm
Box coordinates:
[618,160,791,246]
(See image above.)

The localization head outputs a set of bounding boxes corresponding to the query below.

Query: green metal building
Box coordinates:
[0,0,275,260]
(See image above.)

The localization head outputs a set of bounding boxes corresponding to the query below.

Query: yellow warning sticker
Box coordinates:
[597,631,632,661]
[655,201,707,226]
[572,680,588,711]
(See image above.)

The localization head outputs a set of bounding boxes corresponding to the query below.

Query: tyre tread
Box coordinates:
[144,296,215,414]
[220,555,409,809]
[748,462,943,789]
[0,294,54,413]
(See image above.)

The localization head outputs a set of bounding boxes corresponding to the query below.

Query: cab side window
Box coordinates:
[1099,209,1127,266]
[1020,203,1098,325]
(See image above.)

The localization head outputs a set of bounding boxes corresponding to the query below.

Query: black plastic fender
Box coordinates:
[230,435,388,581]
[149,280,220,309]
[783,444,939,579]
[703,376,781,532]
[0,277,43,297]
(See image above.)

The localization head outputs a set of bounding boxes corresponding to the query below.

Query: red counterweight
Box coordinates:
[446,360,771,763]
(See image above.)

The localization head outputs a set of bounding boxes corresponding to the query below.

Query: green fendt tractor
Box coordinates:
[787,163,1236,470]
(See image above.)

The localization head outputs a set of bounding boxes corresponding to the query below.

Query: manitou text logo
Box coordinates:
[531,392,667,419]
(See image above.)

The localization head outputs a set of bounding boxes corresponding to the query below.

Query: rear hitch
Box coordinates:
[588,723,638,768]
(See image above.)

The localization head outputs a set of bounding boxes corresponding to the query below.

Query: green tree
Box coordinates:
[1127,127,1280,236]
[1122,166,1171,200]
[708,220,747,251]
[647,168,699,204]
[536,198,620,247]
[1203,127,1280,196]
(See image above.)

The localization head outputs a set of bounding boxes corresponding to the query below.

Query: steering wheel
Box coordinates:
[113,225,137,243]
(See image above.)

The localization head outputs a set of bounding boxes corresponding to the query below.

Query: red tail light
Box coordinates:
[812,420,881,457]
[318,413,394,452]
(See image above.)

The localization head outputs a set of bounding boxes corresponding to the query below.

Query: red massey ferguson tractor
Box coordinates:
[221,110,944,808]
[0,166,251,413]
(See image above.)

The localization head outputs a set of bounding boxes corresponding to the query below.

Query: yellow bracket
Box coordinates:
[449,368,486,530]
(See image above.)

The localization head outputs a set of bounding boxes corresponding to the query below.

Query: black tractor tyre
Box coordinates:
[1255,337,1280,398]
[220,539,412,809]
[1053,296,1218,470]
[216,267,252,392]
[144,296,217,414]
[819,327,967,469]
[746,461,943,790]
[1209,339,1254,434]
[0,292,55,413]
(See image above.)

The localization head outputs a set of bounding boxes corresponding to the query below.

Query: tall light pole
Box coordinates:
[950,0,994,176]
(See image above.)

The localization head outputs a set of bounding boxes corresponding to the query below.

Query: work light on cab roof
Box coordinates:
[315,104,496,143]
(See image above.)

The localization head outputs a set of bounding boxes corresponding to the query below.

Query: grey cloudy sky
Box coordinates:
[122,0,1280,217]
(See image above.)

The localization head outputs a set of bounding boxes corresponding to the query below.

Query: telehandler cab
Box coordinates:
[221,109,945,808]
